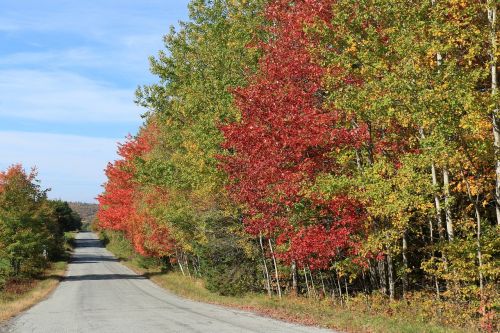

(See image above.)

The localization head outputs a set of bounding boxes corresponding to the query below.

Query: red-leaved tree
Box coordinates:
[97,124,174,257]
[221,0,364,270]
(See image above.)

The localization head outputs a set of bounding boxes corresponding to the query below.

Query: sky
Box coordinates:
[0,1,190,202]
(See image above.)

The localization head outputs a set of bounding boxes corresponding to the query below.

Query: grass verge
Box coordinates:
[0,232,76,323]
[0,261,67,323]
[101,231,469,333]
[146,272,467,333]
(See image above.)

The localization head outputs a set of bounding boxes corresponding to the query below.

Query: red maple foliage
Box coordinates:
[0,164,37,191]
[221,0,364,270]
[97,124,174,257]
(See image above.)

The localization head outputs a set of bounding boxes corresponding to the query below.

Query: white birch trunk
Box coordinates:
[432,163,445,239]
[308,267,317,298]
[378,259,387,295]
[175,249,185,276]
[291,261,298,296]
[387,253,395,300]
[443,168,454,241]
[259,233,272,297]
[319,271,327,297]
[462,173,485,297]
[488,0,500,226]
[268,239,282,299]
[402,233,408,296]
[303,267,311,298]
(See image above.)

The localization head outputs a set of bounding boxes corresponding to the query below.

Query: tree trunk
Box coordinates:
[488,0,500,226]
[331,278,337,304]
[428,216,441,299]
[462,172,485,298]
[355,149,363,170]
[402,233,408,297]
[443,168,454,241]
[304,267,311,298]
[291,261,298,296]
[369,260,378,290]
[259,233,272,297]
[268,238,282,299]
[387,252,395,300]
[176,249,185,276]
[344,277,349,303]
[419,128,444,239]
[366,121,375,165]
[474,203,485,298]
[431,163,445,239]
[195,255,202,278]
[184,252,191,277]
[319,271,327,297]
[308,267,317,298]
[362,270,369,293]
[336,271,343,306]
[378,259,387,295]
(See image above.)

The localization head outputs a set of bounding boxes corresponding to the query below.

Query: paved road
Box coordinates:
[2,232,334,333]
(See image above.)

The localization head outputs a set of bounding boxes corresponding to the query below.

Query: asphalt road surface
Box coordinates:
[2,232,335,333]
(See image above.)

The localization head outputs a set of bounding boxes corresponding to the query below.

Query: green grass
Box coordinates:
[63,231,78,251]
[101,231,471,333]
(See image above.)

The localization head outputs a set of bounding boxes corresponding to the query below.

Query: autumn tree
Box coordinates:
[0,165,62,282]
[133,0,267,294]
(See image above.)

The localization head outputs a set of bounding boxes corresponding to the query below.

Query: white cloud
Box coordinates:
[0,70,143,123]
[0,39,162,80]
[0,131,121,202]
[0,48,102,68]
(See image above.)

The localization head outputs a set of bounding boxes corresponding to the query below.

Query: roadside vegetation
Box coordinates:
[0,164,81,322]
[101,229,468,333]
[97,1,499,332]
[0,261,67,322]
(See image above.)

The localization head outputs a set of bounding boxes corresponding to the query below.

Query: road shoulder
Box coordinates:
[0,261,68,324]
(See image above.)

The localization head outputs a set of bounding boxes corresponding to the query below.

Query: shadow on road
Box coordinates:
[75,238,104,248]
[64,274,146,282]
[70,255,119,264]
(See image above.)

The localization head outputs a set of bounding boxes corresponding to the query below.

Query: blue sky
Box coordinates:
[0,1,190,202]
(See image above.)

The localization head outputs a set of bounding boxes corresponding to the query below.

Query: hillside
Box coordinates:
[68,202,98,224]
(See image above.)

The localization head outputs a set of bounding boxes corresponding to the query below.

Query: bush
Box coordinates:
[199,235,259,296]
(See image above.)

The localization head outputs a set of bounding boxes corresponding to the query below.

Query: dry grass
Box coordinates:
[118,259,467,333]
[0,261,67,323]
[149,272,471,333]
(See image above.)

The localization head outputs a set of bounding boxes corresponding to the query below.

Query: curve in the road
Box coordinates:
[2,231,335,333]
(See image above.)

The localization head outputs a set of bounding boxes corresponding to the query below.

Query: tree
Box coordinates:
[221,0,364,280]
[0,165,60,279]
[50,200,82,232]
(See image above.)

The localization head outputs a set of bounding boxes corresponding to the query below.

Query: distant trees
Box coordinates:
[0,164,80,288]
[51,201,82,232]
[68,202,98,224]
[97,0,498,330]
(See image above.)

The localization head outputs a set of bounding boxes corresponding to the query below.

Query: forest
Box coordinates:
[96,0,499,331]
[0,165,82,289]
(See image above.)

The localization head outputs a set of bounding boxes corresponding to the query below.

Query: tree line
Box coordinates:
[0,165,82,288]
[68,202,98,224]
[97,0,499,330]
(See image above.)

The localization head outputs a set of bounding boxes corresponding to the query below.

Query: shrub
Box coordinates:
[199,234,259,296]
